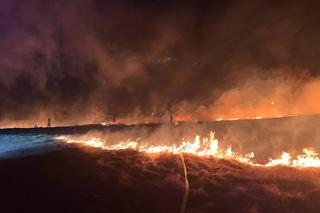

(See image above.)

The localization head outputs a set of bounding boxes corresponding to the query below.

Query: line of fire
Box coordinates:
[1,0,320,212]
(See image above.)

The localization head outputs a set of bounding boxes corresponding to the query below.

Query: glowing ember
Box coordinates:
[56,132,320,168]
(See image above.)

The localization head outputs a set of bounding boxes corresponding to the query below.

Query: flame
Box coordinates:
[56,132,320,168]
[214,114,269,121]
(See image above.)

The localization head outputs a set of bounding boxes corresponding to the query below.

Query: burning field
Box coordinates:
[2,0,320,212]
[1,116,320,213]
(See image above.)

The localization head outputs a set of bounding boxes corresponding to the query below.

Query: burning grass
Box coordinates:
[56,131,320,168]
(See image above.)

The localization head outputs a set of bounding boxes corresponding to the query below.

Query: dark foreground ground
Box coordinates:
[0,145,319,213]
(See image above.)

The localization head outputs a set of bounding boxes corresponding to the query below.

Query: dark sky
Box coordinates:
[1,0,320,126]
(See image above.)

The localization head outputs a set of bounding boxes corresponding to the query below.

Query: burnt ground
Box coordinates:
[0,145,320,213]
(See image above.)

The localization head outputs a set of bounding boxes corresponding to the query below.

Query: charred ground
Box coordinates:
[0,146,319,213]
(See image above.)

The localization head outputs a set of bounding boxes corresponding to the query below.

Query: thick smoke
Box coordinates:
[1,0,320,127]
[175,73,320,121]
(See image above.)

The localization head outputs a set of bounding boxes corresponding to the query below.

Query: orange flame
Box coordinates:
[56,132,320,168]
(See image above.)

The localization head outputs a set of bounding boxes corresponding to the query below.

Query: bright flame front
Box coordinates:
[56,132,320,168]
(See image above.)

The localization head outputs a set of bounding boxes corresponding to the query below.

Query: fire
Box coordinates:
[214,114,266,121]
[56,132,320,168]
[292,149,320,167]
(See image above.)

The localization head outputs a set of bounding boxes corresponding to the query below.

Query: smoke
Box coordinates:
[1,0,320,127]
[59,115,320,164]
[175,72,320,121]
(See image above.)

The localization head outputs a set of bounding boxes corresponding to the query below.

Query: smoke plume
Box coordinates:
[1,0,320,127]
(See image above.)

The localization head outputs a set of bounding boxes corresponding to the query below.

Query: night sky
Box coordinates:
[1,0,320,127]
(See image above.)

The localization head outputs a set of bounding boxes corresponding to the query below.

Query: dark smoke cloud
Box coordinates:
[1,0,320,127]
